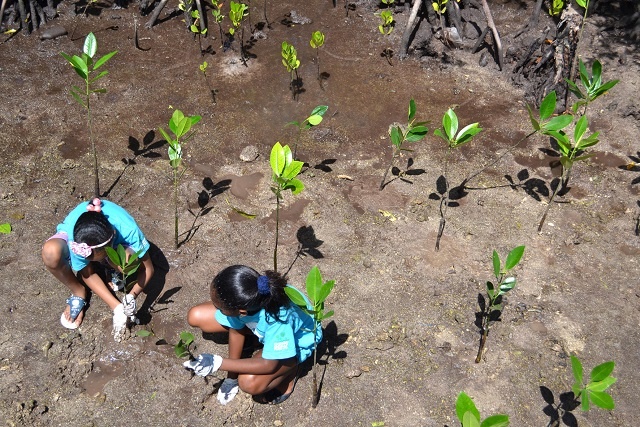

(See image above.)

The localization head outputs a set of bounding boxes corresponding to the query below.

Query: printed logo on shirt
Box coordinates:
[273,341,289,351]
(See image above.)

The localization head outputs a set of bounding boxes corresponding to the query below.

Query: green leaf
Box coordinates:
[591,60,602,87]
[408,99,417,122]
[84,32,97,58]
[316,280,335,305]
[539,91,557,120]
[306,266,322,303]
[590,361,615,382]
[463,411,481,427]
[455,123,482,145]
[285,178,304,194]
[270,142,286,176]
[406,125,429,142]
[586,376,617,392]
[565,79,585,100]
[571,355,584,386]
[282,160,304,180]
[527,105,541,131]
[137,330,153,337]
[158,128,173,144]
[310,105,328,117]
[576,0,586,7]
[321,310,334,320]
[443,108,458,141]
[433,128,448,143]
[480,414,510,427]
[492,250,500,278]
[285,286,308,307]
[69,56,89,79]
[307,114,323,126]
[589,391,615,410]
[93,50,117,70]
[456,392,480,423]
[576,132,599,150]
[591,79,619,99]
[180,331,194,345]
[543,114,573,132]
[174,343,189,358]
[70,91,87,108]
[499,277,516,293]
[390,126,402,148]
[90,70,109,83]
[504,246,525,270]
[573,115,588,144]
[0,223,11,234]
[581,393,590,411]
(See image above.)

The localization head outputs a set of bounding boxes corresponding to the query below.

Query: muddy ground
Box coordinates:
[0,0,639,425]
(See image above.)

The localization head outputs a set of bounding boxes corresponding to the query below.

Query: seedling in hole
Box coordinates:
[60,32,117,197]
[285,266,334,408]
[211,1,226,45]
[310,30,325,88]
[229,1,248,64]
[571,355,616,411]
[376,7,394,65]
[281,41,301,100]
[285,105,328,158]
[380,98,428,190]
[455,392,510,427]
[199,61,217,103]
[158,109,202,249]
[105,244,143,323]
[270,142,304,272]
[432,108,482,250]
[475,245,524,363]
[175,331,196,359]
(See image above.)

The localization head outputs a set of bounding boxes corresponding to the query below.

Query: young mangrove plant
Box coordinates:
[158,109,202,249]
[270,142,304,272]
[281,41,301,100]
[376,0,395,65]
[455,392,510,427]
[185,7,208,55]
[380,98,428,190]
[0,223,11,234]
[566,58,619,115]
[60,32,117,197]
[570,355,616,412]
[310,30,326,88]
[285,265,334,408]
[199,61,216,103]
[105,243,142,323]
[229,1,249,64]
[175,331,196,359]
[432,108,482,250]
[285,104,329,158]
[475,245,524,363]
[211,1,225,45]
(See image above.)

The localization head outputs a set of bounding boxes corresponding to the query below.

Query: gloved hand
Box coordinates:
[112,303,128,342]
[183,353,223,377]
[217,378,239,405]
[110,270,125,292]
[123,294,136,316]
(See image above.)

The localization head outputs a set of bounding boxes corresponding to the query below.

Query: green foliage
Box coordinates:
[455,392,510,427]
[188,10,207,35]
[570,356,617,411]
[175,331,195,358]
[566,59,619,113]
[526,91,573,133]
[433,108,483,149]
[228,1,248,35]
[549,0,564,16]
[199,61,208,73]
[432,0,449,15]
[575,0,587,8]
[159,109,202,248]
[270,142,304,197]
[105,244,142,294]
[0,223,10,234]
[377,9,394,35]
[281,41,300,74]
[136,329,153,337]
[310,30,325,49]
[476,246,525,363]
[286,105,328,157]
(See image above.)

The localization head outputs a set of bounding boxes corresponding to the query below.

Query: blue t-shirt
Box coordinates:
[215,289,322,363]
[56,200,150,272]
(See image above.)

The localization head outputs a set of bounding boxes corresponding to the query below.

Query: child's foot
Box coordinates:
[258,370,299,405]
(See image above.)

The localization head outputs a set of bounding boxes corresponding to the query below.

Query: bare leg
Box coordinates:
[42,238,87,326]
[239,350,298,397]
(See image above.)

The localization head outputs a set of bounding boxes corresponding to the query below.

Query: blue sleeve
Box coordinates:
[102,201,150,257]
[215,310,246,330]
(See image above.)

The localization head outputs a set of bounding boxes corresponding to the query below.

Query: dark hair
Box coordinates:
[73,211,113,248]
[210,265,289,319]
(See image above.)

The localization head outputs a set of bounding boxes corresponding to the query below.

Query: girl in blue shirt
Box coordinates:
[185,265,322,405]
[41,198,154,341]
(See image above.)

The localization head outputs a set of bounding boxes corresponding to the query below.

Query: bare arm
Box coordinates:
[220,355,283,375]
[80,263,121,310]
[130,253,154,297]
[225,328,246,380]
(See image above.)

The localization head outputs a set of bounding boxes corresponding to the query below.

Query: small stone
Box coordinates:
[346,368,362,378]
[274,420,284,427]
[239,145,259,162]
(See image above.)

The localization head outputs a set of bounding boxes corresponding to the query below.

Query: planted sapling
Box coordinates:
[310,30,326,88]
[566,59,619,115]
[158,109,202,249]
[199,61,217,103]
[570,355,616,412]
[376,1,395,66]
[285,104,328,158]
[455,392,510,427]
[175,331,196,359]
[270,142,304,272]
[60,32,117,197]
[380,98,428,190]
[105,244,143,324]
[281,41,301,100]
[211,1,226,46]
[475,245,524,363]
[285,265,334,408]
[432,108,482,250]
[229,1,249,65]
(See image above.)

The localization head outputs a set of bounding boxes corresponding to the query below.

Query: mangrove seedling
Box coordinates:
[571,355,616,412]
[285,104,329,158]
[270,142,304,272]
[380,98,428,190]
[310,30,325,88]
[199,61,216,103]
[285,265,334,408]
[456,392,510,427]
[281,41,301,100]
[377,6,394,65]
[60,32,117,197]
[229,1,249,64]
[432,108,481,250]
[186,8,208,55]
[175,331,196,359]
[105,243,143,323]
[211,1,225,45]
[475,245,525,363]
[566,58,619,114]
[158,109,202,249]
[0,223,11,234]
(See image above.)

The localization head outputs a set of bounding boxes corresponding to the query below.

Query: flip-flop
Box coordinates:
[60,295,86,329]
[259,369,299,405]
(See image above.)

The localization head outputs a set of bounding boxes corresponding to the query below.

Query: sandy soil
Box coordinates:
[0,0,639,426]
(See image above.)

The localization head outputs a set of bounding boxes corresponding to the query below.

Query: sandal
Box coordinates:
[258,369,299,405]
[60,295,86,329]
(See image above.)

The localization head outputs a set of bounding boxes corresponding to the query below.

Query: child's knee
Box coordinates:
[237,374,264,396]
[186,306,203,327]
[41,240,63,268]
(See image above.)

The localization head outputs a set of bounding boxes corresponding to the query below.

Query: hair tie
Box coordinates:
[257,275,270,295]
[86,198,102,213]
[69,236,112,258]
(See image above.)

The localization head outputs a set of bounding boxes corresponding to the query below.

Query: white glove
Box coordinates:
[123,294,137,316]
[110,270,125,291]
[183,353,223,377]
[112,303,128,342]
[217,378,239,405]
